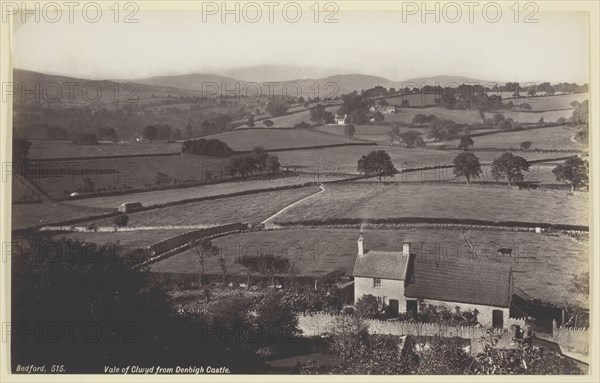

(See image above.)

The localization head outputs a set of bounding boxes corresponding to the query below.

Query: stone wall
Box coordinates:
[553,321,589,354]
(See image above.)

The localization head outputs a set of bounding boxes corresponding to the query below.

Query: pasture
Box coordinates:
[29,154,230,199]
[203,128,362,151]
[383,107,485,125]
[272,183,588,226]
[12,202,113,230]
[383,92,439,106]
[149,227,589,307]
[64,177,322,210]
[315,124,431,144]
[446,125,587,152]
[28,140,182,160]
[493,109,573,124]
[87,186,321,227]
[504,92,588,111]
[51,229,193,249]
[277,145,563,175]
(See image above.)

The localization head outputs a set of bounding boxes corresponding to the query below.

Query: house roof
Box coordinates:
[352,251,409,280]
[404,255,512,308]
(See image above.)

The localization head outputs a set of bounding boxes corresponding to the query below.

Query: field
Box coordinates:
[505,92,588,111]
[51,229,193,248]
[203,128,361,151]
[276,145,564,175]
[272,183,588,226]
[445,125,587,152]
[28,140,182,160]
[383,93,439,106]
[266,106,339,127]
[12,202,113,230]
[383,107,484,125]
[315,124,431,144]
[63,177,323,210]
[149,227,589,307]
[493,109,573,124]
[29,154,230,198]
[87,186,321,227]
[12,176,41,202]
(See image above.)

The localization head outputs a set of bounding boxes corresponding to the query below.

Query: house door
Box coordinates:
[388,299,399,316]
[406,300,418,314]
[492,310,504,328]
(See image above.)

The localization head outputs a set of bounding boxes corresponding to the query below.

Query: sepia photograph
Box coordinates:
[0,0,597,380]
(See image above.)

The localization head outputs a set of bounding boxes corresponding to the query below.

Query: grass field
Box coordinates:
[314,124,431,144]
[277,145,564,175]
[492,109,573,124]
[28,140,182,160]
[51,229,193,249]
[203,128,360,151]
[383,93,439,106]
[445,125,587,152]
[12,202,113,230]
[64,177,322,210]
[272,183,588,226]
[504,92,588,111]
[149,227,589,307]
[29,154,230,198]
[266,106,339,128]
[87,186,321,227]
[383,107,485,125]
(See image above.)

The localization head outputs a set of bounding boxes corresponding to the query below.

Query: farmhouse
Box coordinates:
[334,114,347,125]
[353,233,513,328]
[380,105,396,114]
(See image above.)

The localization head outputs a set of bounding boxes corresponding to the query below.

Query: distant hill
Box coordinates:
[401,75,502,87]
[136,73,244,94]
[13,68,202,105]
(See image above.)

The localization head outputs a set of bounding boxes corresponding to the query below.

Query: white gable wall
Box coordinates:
[354,276,406,308]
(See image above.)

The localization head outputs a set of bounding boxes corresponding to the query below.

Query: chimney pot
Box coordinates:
[402,242,410,257]
[357,233,364,256]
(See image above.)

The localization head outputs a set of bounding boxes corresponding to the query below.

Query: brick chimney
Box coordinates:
[357,232,364,256]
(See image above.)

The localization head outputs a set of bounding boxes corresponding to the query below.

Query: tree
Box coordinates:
[344,124,356,138]
[155,172,171,186]
[355,294,380,319]
[401,99,410,107]
[189,239,219,287]
[266,99,290,116]
[247,114,255,127]
[237,253,291,287]
[373,111,384,123]
[112,214,129,227]
[538,117,544,125]
[142,125,157,141]
[453,152,482,184]
[217,256,228,285]
[492,113,505,126]
[571,100,588,126]
[491,152,530,187]
[458,136,474,150]
[184,124,194,138]
[389,126,400,144]
[73,133,99,145]
[520,141,532,150]
[399,131,425,148]
[552,156,588,192]
[349,109,368,124]
[263,119,274,128]
[357,150,397,182]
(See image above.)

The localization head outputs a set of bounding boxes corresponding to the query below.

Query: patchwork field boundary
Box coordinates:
[273,218,588,233]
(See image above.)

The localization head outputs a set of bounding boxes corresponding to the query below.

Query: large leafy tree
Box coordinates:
[491,152,530,187]
[357,150,397,182]
[458,135,474,150]
[553,156,589,192]
[399,130,425,148]
[453,152,482,184]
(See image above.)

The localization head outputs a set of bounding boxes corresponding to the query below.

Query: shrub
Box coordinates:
[112,214,129,227]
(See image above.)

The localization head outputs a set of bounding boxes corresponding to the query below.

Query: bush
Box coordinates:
[112,214,129,227]
[72,133,99,145]
[181,138,234,157]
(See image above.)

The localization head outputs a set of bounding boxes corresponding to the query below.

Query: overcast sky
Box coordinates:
[12,9,589,83]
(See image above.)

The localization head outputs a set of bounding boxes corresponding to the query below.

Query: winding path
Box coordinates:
[261,184,326,225]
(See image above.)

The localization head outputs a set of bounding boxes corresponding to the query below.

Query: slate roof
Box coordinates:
[352,251,409,280]
[404,254,512,308]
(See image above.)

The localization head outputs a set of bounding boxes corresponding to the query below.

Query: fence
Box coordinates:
[297,312,509,340]
[552,321,589,354]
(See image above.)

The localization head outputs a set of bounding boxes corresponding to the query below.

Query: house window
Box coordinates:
[373,278,382,288]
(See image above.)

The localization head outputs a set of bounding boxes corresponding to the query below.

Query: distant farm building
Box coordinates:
[118,202,143,213]
[334,114,347,125]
